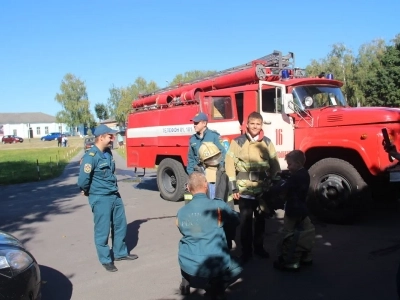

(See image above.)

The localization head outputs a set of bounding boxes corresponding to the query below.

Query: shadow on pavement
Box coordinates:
[126,219,148,253]
[174,201,400,300]
[126,215,176,253]
[40,265,73,300]
[134,176,158,191]
[0,158,84,244]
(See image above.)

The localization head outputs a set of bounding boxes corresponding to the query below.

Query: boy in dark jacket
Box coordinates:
[269,150,315,270]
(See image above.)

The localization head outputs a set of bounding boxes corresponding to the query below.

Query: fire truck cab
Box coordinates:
[127,51,400,223]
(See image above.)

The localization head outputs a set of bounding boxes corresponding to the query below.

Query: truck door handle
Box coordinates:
[263,121,272,125]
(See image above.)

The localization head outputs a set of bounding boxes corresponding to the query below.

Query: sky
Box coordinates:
[1,0,399,117]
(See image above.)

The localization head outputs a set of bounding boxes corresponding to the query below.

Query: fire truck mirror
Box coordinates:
[283,94,295,114]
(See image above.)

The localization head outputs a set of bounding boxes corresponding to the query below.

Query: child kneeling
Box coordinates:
[270,150,315,270]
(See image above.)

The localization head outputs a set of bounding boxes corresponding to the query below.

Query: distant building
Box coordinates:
[74,119,123,137]
[0,112,69,139]
[100,118,120,130]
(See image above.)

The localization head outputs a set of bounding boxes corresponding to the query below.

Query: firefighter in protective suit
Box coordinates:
[186,142,236,249]
[184,142,232,204]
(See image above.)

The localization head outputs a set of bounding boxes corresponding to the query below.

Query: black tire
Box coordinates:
[308,158,371,224]
[157,158,188,202]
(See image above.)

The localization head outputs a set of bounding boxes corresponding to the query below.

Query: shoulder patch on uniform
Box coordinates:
[88,152,95,156]
[84,163,92,173]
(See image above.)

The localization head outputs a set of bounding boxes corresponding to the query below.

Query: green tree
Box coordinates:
[392,33,400,46]
[306,43,358,105]
[55,73,94,129]
[353,39,386,106]
[364,40,400,107]
[169,70,216,86]
[107,85,122,122]
[109,77,159,125]
[94,103,109,121]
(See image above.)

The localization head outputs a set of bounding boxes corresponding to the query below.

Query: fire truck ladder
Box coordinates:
[143,50,295,97]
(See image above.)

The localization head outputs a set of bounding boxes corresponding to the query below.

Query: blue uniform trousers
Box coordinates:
[181,256,242,290]
[89,194,128,264]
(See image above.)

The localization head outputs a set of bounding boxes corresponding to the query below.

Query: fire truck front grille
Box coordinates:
[327,114,344,122]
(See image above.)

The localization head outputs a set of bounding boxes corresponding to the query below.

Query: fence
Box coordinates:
[0,146,80,184]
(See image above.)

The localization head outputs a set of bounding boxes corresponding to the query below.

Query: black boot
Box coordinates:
[273,256,300,271]
[179,278,190,295]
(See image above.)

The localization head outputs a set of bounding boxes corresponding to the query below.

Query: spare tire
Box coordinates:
[157,158,188,202]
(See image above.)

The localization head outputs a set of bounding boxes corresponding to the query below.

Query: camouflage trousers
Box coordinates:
[277,215,315,264]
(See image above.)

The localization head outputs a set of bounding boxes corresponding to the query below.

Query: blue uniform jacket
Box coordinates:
[77,145,118,195]
[177,193,240,277]
[187,128,226,175]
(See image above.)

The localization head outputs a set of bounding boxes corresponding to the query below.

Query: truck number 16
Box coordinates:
[276,129,283,145]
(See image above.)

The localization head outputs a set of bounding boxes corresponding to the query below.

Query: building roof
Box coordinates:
[0,112,56,124]
[100,118,117,124]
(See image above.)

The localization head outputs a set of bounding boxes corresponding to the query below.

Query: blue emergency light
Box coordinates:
[281,69,289,80]
[326,73,334,80]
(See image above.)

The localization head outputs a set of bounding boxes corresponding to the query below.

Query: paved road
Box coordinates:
[1,151,400,300]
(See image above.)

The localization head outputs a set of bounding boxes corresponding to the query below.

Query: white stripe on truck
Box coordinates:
[127,121,241,138]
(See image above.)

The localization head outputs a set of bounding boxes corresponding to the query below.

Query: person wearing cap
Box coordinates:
[77,124,138,272]
[187,112,226,175]
[185,112,227,204]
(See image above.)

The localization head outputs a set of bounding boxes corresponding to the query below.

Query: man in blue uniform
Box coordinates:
[184,112,227,203]
[177,172,242,299]
[77,124,138,272]
[187,112,226,175]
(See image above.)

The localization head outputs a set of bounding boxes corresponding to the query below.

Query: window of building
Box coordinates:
[13,129,17,136]
[211,96,233,120]
[45,127,49,134]
[36,127,41,135]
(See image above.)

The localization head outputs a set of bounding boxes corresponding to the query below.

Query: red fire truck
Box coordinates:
[126,51,400,223]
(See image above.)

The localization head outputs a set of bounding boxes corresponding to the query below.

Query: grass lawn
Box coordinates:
[0,137,83,185]
[114,145,126,159]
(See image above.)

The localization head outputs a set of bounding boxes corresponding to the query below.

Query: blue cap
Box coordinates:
[94,124,118,137]
[191,112,208,122]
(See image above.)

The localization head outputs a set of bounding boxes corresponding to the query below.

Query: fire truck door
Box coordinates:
[259,88,294,169]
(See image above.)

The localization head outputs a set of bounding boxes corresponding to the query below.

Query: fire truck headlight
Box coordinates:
[304,96,313,107]
[326,73,334,80]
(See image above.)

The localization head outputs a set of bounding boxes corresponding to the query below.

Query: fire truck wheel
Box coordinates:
[308,158,371,224]
[157,158,188,202]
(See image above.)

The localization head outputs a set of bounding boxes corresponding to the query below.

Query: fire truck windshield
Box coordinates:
[292,85,347,110]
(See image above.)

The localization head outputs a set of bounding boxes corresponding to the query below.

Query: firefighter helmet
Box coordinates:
[199,142,222,166]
